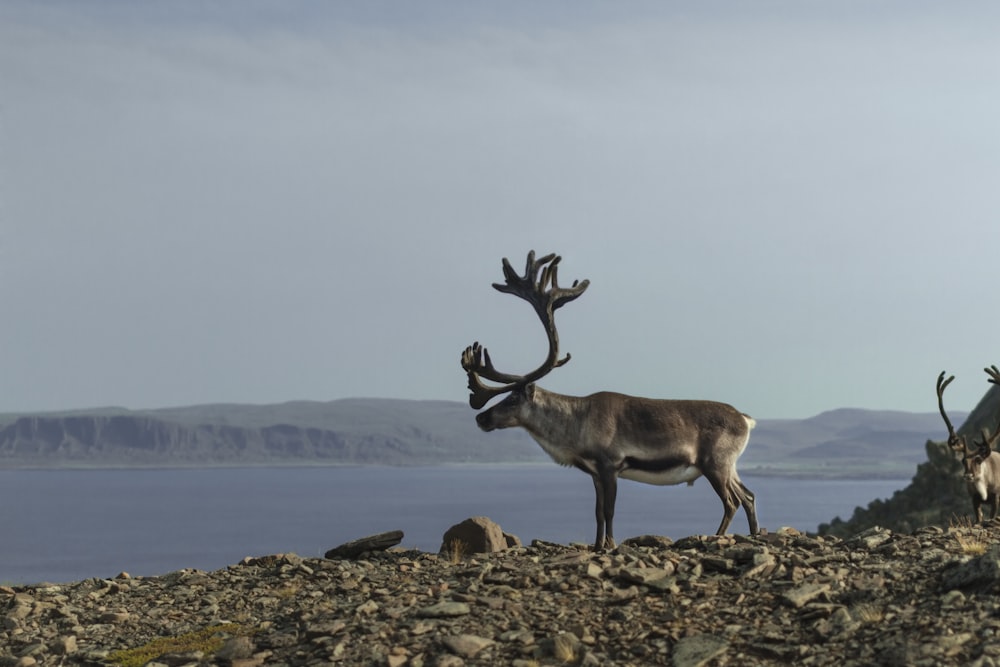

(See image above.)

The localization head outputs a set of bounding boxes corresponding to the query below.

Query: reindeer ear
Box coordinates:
[525,383,536,400]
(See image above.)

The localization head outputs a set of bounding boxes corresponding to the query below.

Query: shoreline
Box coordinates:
[0,460,916,482]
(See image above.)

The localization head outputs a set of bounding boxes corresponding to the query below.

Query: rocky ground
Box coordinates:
[6,521,1000,667]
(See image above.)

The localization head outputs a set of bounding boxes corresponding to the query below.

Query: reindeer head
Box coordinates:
[964,365,1000,485]
[961,436,995,486]
[461,251,589,430]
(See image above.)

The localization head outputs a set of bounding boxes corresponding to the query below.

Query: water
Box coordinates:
[0,465,906,585]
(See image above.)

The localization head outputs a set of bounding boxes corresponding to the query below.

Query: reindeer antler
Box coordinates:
[978,365,1000,453]
[937,371,967,452]
[462,251,590,409]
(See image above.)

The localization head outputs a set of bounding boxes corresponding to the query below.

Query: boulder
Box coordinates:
[440,516,510,555]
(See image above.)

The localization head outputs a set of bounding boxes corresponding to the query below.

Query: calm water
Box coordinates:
[0,466,906,584]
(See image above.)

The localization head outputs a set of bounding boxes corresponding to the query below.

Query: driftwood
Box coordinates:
[324,530,404,559]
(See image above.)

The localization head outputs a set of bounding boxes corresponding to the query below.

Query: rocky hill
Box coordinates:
[0,399,959,476]
[820,384,1000,537]
[4,521,1000,666]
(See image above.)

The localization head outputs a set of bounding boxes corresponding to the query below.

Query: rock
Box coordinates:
[672,634,728,667]
[439,516,508,555]
[442,634,494,658]
[324,530,404,559]
[623,534,673,548]
[782,582,831,608]
[98,611,131,623]
[617,566,670,585]
[50,635,77,655]
[216,636,254,661]
[941,547,1000,591]
[846,526,893,550]
[417,601,471,618]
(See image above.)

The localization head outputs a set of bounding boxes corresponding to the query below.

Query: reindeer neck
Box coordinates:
[519,387,590,464]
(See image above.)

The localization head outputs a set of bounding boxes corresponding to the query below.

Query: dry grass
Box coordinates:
[106,623,252,667]
[949,515,990,555]
[552,633,578,663]
[445,539,469,564]
[851,603,885,623]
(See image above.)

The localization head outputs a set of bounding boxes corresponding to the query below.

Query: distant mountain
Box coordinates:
[0,399,544,468]
[745,408,961,478]
[0,399,959,477]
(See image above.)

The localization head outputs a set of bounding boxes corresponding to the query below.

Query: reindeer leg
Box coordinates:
[589,465,618,550]
[705,472,739,535]
[599,464,618,550]
[590,473,606,550]
[736,479,759,535]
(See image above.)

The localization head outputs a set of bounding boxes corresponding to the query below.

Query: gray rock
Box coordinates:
[616,566,671,585]
[846,526,893,550]
[50,636,77,655]
[417,601,471,618]
[215,636,254,661]
[941,547,1000,591]
[782,582,831,608]
[672,634,728,667]
[442,634,494,658]
[324,530,404,559]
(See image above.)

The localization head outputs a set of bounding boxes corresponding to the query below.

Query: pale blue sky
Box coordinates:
[2,1,999,418]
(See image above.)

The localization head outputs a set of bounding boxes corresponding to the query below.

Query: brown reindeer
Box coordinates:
[461,251,758,549]
[937,367,1000,522]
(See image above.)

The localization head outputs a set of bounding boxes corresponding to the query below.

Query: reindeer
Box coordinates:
[461,250,759,550]
[936,367,1000,523]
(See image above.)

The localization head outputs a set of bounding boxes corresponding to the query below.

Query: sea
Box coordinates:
[0,465,908,585]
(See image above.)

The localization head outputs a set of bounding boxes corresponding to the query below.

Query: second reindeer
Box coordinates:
[936,366,1000,523]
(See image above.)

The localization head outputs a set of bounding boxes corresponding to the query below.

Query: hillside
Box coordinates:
[0,399,959,477]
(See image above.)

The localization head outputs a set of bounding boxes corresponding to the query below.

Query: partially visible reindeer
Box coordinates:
[936,366,1000,523]
[461,250,758,550]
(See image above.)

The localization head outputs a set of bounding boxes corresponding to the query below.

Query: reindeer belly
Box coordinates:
[620,460,703,486]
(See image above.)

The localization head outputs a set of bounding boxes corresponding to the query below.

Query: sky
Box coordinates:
[2,1,1000,419]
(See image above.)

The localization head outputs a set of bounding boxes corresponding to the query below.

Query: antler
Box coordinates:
[462,251,590,409]
[937,371,967,452]
[978,365,1000,453]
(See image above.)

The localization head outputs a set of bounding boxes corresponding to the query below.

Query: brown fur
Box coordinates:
[477,384,758,550]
